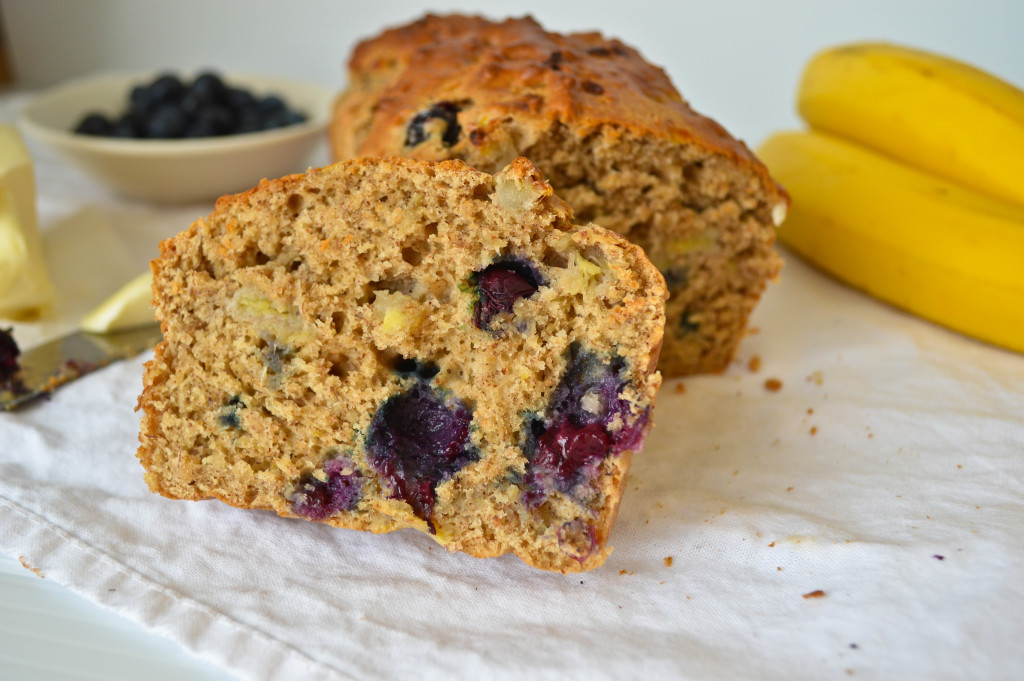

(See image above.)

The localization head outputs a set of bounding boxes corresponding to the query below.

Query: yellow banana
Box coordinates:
[797,42,1024,208]
[756,129,1024,353]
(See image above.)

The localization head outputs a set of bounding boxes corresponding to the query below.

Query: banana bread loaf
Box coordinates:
[137,156,665,573]
[329,14,788,377]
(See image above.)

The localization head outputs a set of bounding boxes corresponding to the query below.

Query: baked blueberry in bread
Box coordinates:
[330,14,788,376]
[137,156,665,572]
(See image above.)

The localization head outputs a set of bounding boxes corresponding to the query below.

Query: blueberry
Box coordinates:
[393,356,440,380]
[147,74,186,104]
[129,84,148,106]
[144,103,188,138]
[612,407,649,454]
[678,311,700,336]
[184,119,215,138]
[0,327,20,383]
[261,337,291,371]
[235,111,263,134]
[393,356,419,375]
[73,71,307,138]
[129,84,159,117]
[260,111,294,131]
[218,395,246,429]
[179,91,203,118]
[545,344,629,428]
[279,110,307,127]
[226,87,257,112]
[531,419,611,493]
[472,259,542,330]
[129,74,185,122]
[260,336,293,389]
[111,112,143,138]
[557,519,598,563]
[366,383,477,532]
[405,101,463,147]
[185,104,234,137]
[256,94,287,117]
[74,113,112,136]
[190,72,228,105]
[662,265,689,291]
[291,457,363,520]
[542,51,564,70]
[523,343,649,505]
[416,362,440,381]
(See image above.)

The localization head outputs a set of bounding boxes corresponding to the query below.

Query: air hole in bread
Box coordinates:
[372,346,401,370]
[401,243,427,266]
[370,276,418,296]
[626,221,651,247]
[543,249,569,269]
[331,311,346,334]
[472,183,491,201]
[328,353,355,380]
[287,193,305,214]
[575,207,596,223]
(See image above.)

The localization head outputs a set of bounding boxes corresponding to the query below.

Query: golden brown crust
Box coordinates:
[138,156,665,573]
[330,14,787,377]
[335,15,777,184]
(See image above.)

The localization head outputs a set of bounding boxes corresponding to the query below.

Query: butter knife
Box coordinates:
[1,323,162,411]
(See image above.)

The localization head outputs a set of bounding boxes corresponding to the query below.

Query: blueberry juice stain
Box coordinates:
[523,343,649,506]
[291,457,364,521]
[472,259,542,330]
[366,382,477,533]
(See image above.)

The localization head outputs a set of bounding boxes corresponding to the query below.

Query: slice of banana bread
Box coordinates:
[330,14,788,377]
[137,156,665,573]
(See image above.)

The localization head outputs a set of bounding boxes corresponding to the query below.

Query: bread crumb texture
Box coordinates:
[138,156,665,573]
[330,14,787,377]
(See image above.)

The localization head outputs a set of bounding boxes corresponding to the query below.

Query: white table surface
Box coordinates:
[0,552,237,681]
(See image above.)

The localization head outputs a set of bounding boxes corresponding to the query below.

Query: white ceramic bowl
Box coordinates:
[19,71,334,204]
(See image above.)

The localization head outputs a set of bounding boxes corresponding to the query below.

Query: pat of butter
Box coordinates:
[0,124,54,318]
[80,271,155,333]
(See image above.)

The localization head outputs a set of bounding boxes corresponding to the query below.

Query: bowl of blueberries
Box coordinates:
[19,71,333,203]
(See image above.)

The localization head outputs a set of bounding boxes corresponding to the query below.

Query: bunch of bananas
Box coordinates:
[757,43,1024,353]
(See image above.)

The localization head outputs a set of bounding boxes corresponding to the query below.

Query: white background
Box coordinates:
[5,0,1024,150]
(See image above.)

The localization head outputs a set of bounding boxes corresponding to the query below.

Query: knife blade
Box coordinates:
[1,323,162,411]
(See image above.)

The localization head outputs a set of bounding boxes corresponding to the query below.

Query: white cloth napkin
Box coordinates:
[2,95,1023,681]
